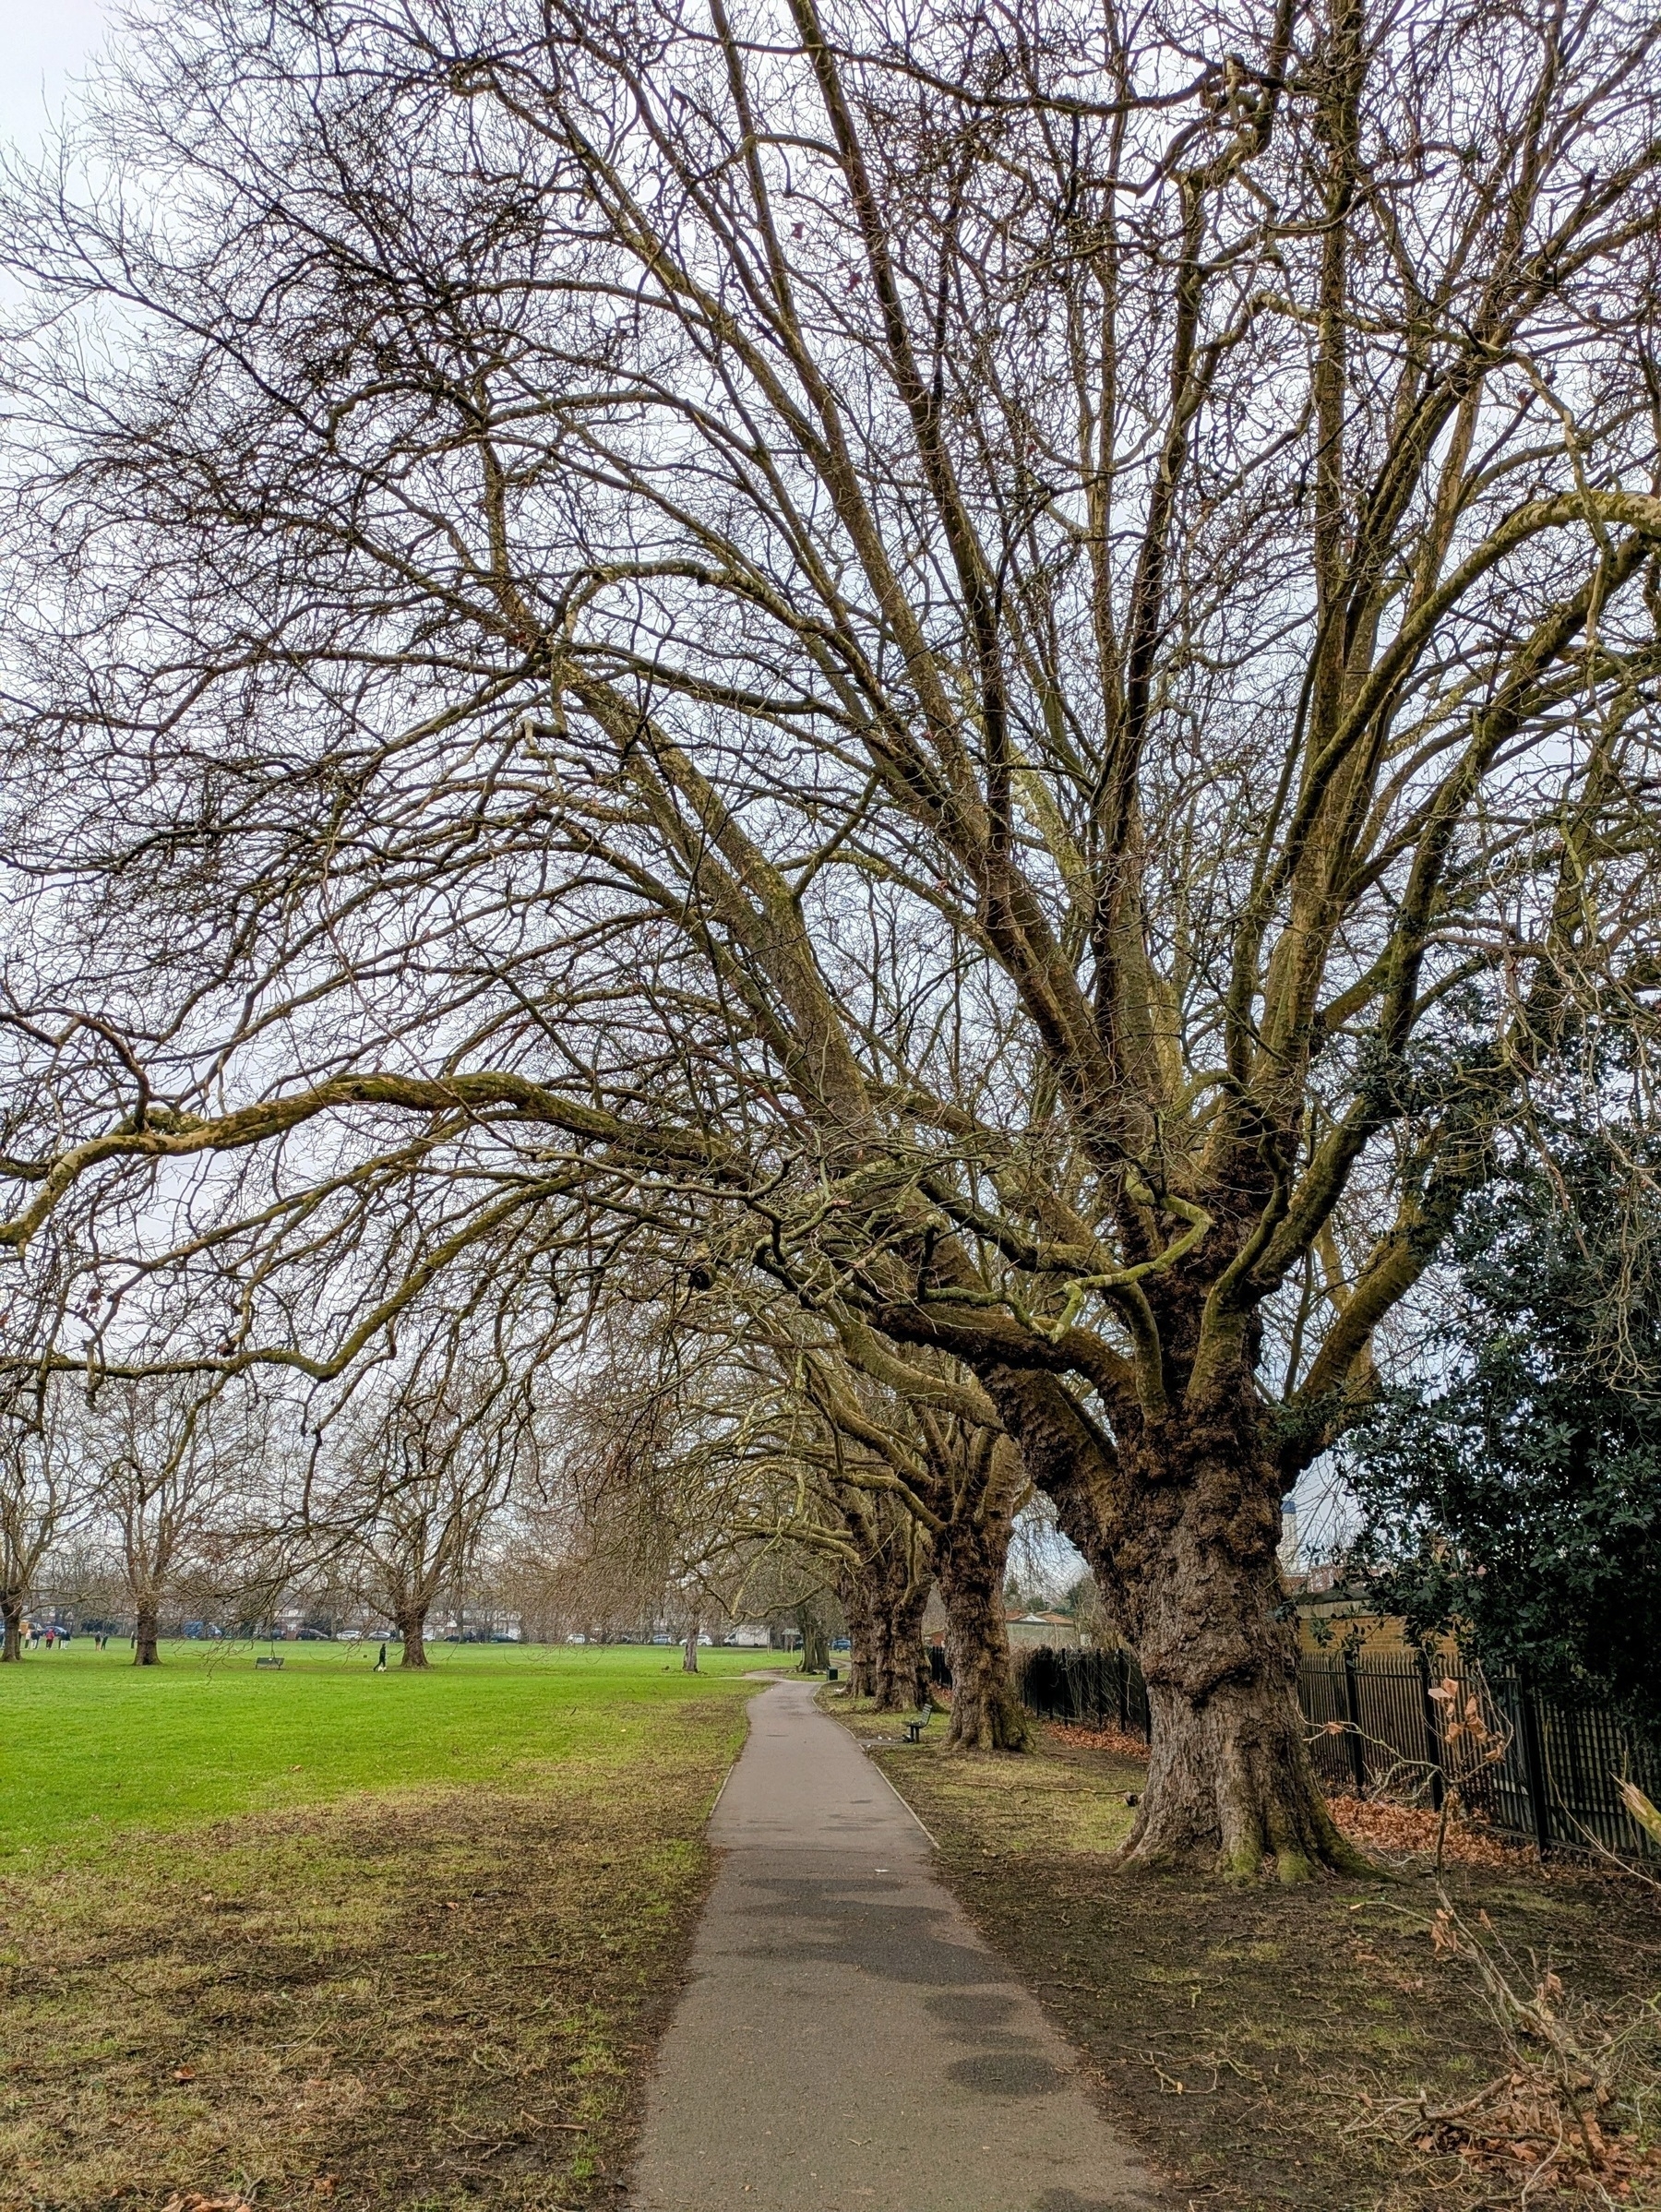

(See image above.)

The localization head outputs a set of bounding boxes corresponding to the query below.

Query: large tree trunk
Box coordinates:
[1131,1664,1361,1879]
[937,1516,1032,1752]
[397,1607,430,1668]
[133,1604,161,1666]
[994,1366,1364,1881]
[854,1510,933,1711]
[1,1598,22,1662]
[867,1575,930,1712]
[867,1601,900,1708]
[1117,1467,1366,1878]
[795,1604,830,1674]
[840,1573,876,1697]
[682,1616,699,1673]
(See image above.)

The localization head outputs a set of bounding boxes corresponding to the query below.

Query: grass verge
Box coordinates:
[1,1646,774,2211]
[831,1695,1661,2212]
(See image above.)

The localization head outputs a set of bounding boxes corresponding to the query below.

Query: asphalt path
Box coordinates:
[627,1676,1160,2212]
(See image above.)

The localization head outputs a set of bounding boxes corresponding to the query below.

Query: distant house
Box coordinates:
[1005,1608,1081,1651]
[1281,1564,1455,1657]
[923,1596,1086,1652]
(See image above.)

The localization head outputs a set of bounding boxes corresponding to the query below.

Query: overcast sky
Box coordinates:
[0,0,113,159]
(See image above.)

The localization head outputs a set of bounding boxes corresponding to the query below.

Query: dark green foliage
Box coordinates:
[1344,1136,1661,1740]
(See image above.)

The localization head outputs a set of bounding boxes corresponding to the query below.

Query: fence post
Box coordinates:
[1416,1649,1445,1812]
[1515,1666,1553,1857]
[1342,1645,1367,1797]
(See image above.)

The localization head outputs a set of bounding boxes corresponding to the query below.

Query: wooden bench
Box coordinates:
[903,1702,935,1744]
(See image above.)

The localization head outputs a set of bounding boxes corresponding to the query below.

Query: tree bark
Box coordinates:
[682,1616,699,1673]
[1,1598,22,1662]
[397,1607,430,1668]
[994,1364,1364,1879]
[795,1604,830,1673]
[1122,1479,1363,1874]
[133,1604,161,1666]
[840,1573,876,1697]
[867,1575,930,1711]
[937,1517,1032,1752]
[868,1601,899,1708]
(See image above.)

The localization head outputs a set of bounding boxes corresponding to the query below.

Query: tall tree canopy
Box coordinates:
[2,0,1660,1871]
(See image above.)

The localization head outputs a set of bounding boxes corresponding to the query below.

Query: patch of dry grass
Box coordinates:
[829,1696,1661,2212]
[0,1692,753,2212]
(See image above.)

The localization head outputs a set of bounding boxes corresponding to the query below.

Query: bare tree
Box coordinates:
[0,1378,80,1657]
[90,1378,255,1663]
[0,1255,103,1654]
[928,1429,1031,1752]
[533,1286,946,1700]
[2,0,1660,1869]
[777,1332,1032,1740]
[323,1355,529,1666]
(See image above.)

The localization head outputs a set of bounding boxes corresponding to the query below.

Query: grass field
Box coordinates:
[0,1643,776,2211]
[1,1638,771,1853]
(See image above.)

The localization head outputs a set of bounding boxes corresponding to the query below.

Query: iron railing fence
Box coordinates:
[1003,1642,1660,1859]
[1011,1644,1151,1740]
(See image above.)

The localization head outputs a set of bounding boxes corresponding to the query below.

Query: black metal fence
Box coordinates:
[1012,1644,1152,1740]
[1009,1642,1661,1859]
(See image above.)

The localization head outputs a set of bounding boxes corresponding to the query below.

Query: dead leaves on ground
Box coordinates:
[1407,2073,1661,2196]
[1362,2066,1661,2200]
[1045,1719,1154,1760]
[1329,1793,1540,1869]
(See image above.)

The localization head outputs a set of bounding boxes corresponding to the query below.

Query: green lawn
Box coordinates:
[1,1639,771,1855]
[0,1643,779,2210]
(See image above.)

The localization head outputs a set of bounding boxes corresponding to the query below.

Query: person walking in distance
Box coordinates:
[375,1642,388,1672]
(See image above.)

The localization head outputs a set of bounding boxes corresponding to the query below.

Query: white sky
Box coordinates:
[0,0,113,158]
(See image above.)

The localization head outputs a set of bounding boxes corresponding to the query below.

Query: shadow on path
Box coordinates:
[627,1680,1162,2212]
